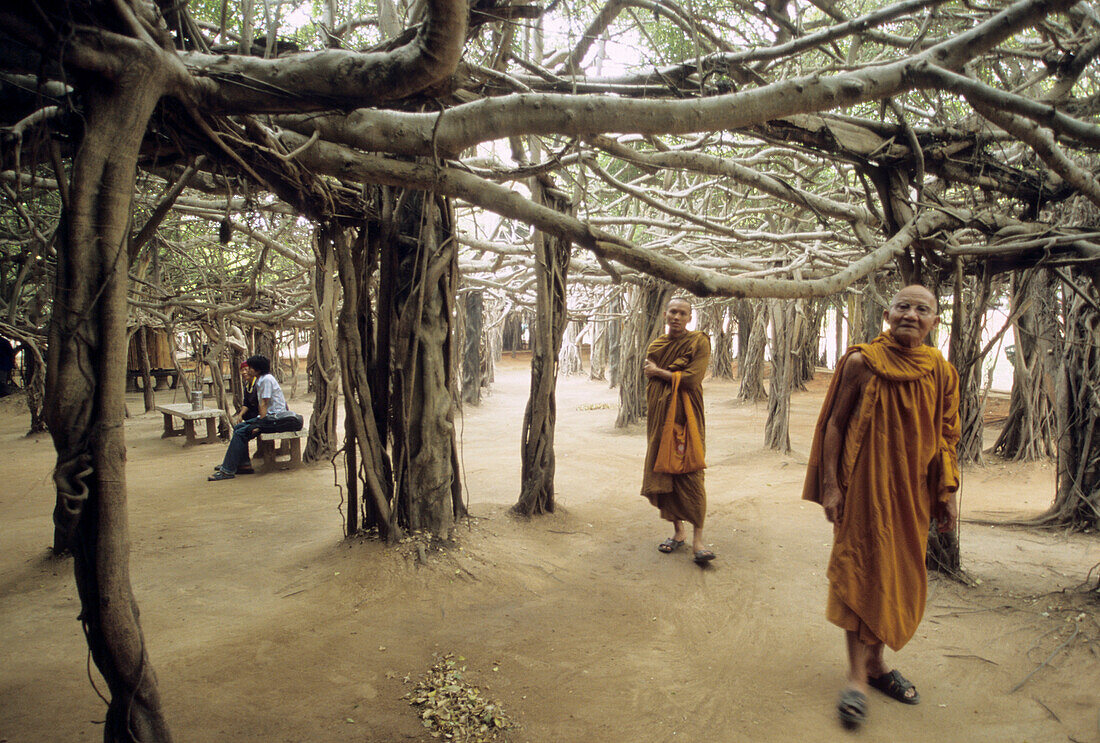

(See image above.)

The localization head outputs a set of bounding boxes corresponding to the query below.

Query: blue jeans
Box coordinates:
[219,422,259,474]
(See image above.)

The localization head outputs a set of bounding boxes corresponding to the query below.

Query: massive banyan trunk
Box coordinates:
[764,300,795,452]
[335,220,393,538]
[335,189,463,540]
[304,225,340,463]
[461,289,483,406]
[992,269,1058,461]
[615,280,673,427]
[738,299,768,402]
[385,189,464,537]
[1041,276,1100,530]
[515,179,572,516]
[45,72,173,742]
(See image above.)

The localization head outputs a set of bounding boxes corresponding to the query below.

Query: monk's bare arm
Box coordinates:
[643,359,672,381]
[933,364,962,532]
[821,352,872,524]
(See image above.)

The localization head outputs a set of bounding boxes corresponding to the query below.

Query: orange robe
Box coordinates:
[642,330,711,528]
[803,332,960,651]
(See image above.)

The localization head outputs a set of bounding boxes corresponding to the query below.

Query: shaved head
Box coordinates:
[890,284,936,307]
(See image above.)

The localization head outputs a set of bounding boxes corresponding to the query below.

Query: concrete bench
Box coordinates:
[255,430,306,472]
[156,403,224,446]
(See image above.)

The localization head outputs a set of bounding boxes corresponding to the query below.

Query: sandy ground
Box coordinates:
[1,357,1098,743]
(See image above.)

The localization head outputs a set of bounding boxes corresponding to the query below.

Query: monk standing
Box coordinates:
[803,285,960,727]
[642,297,715,565]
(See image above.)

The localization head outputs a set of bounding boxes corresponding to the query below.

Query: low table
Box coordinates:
[156,403,224,446]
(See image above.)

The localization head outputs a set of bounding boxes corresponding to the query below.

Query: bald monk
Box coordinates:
[642,297,715,565]
[803,285,960,727]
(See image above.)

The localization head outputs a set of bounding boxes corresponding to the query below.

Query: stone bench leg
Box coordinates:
[161,413,182,438]
[257,438,277,472]
[183,420,197,446]
[202,417,219,445]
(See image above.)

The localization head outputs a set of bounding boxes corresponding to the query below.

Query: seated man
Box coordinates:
[228,360,260,474]
[209,354,298,481]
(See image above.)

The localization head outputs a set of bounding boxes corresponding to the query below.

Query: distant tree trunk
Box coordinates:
[764,300,794,452]
[559,321,583,376]
[20,338,48,434]
[136,328,156,412]
[739,300,768,402]
[615,281,672,427]
[992,269,1058,460]
[305,225,340,463]
[589,315,607,381]
[734,299,754,377]
[483,302,500,387]
[502,312,523,353]
[515,179,572,516]
[44,70,173,743]
[164,325,191,399]
[255,328,278,376]
[797,298,823,386]
[833,297,845,367]
[863,274,887,341]
[607,293,623,388]
[949,265,991,465]
[461,290,483,406]
[706,303,735,379]
[1040,278,1100,529]
[847,293,865,345]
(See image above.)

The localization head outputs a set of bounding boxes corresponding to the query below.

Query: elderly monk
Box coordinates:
[803,285,960,728]
[642,297,715,565]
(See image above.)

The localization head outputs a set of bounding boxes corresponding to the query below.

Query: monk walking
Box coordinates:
[803,285,960,727]
[642,297,715,565]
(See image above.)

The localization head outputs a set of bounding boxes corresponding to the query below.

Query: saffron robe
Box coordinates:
[803,332,960,651]
[642,330,711,528]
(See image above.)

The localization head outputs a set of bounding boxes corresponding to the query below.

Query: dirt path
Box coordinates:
[1,360,1098,742]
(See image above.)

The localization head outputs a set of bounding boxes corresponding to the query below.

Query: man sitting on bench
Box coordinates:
[209,354,301,481]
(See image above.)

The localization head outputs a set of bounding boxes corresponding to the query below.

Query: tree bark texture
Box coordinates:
[304,225,340,463]
[335,219,396,539]
[559,321,583,376]
[992,269,1058,461]
[949,266,991,465]
[607,292,623,388]
[796,298,824,387]
[44,74,173,742]
[461,290,483,406]
[502,311,524,353]
[739,299,768,402]
[515,179,572,516]
[734,299,753,378]
[135,327,156,412]
[589,315,607,381]
[1044,279,1100,529]
[615,280,673,427]
[764,300,795,452]
[386,190,463,538]
[705,302,735,379]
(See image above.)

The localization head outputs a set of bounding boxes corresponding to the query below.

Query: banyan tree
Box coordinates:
[4,0,1100,737]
